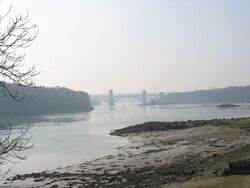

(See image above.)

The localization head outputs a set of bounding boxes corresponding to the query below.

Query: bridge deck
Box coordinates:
[90,93,158,97]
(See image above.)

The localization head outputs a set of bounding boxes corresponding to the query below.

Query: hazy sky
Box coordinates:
[1,0,250,94]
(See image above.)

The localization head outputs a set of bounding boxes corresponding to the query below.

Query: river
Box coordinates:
[0,102,250,177]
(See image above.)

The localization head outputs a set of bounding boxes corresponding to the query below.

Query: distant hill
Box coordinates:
[157,86,250,104]
[0,84,93,117]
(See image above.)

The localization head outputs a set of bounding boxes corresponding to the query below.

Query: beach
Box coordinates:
[6,118,250,187]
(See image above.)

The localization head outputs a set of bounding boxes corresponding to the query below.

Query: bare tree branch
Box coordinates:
[0,7,39,100]
[0,6,38,181]
[0,125,32,164]
[0,125,33,179]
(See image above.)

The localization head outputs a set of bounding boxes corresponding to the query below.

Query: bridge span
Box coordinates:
[90,89,160,106]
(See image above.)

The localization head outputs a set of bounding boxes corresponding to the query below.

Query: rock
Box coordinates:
[217,103,240,108]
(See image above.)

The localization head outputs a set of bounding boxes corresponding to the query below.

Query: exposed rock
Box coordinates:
[217,103,240,108]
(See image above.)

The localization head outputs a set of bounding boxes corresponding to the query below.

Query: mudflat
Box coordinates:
[7,118,250,188]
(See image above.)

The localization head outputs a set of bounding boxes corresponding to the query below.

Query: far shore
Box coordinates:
[6,117,250,187]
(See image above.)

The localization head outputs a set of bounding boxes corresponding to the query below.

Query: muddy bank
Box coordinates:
[7,118,250,187]
[9,155,211,188]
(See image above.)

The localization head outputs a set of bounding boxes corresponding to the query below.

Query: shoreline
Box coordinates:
[6,117,250,187]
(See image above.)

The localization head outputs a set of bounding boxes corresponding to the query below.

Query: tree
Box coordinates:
[0,7,38,179]
[0,7,38,100]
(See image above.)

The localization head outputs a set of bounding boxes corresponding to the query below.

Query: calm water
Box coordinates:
[0,102,250,176]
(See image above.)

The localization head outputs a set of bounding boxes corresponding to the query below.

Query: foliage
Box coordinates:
[0,84,93,117]
[158,86,250,104]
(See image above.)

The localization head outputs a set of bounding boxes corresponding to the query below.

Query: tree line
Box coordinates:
[0,84,93,117]
[158,86,250,104]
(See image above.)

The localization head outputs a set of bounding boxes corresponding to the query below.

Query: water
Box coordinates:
[0,102,250,176]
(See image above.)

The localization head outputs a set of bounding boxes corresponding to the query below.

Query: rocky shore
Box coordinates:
[110,119,226,136]
[6,118,250,188]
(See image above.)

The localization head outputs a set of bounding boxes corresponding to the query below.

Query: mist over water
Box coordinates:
[1,102,250,176]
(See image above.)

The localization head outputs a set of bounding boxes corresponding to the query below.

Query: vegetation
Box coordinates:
[0,84,93,117]
[223,118,250,129]
[166,145,250,188]
[158,86,250,104]
[168,175,250,188]
[166,122,250,188]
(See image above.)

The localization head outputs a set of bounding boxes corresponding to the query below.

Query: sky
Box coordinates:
[1,0,250,94]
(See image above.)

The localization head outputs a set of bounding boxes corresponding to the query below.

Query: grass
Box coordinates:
[196,145,250,180]
[167,175,250,188]
[165,118,250,188]
[223,118,250,129]
[165,145,250,188]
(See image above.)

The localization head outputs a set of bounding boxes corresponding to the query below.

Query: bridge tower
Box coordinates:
[108,89,114,106]
[142,90,147,105]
